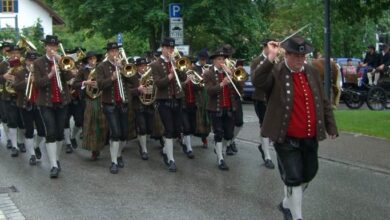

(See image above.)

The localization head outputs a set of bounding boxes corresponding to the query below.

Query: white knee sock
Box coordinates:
[71,126,80,139]
[110,141,119,164]
[17,128,25,145]
[9,128,18,149]
[56,141,63,161]
[261,136,272,160]
[26,138,35,156]
[46,142,58,168]
[164,138,174,162]
[184,135,192,152]
[282,185,289,209]
[367,72,373,85]
[64,128,71,145]
[138,135,148,153]
[233,126,242,140]
[288,186,303,220]
[215,142,223,163]
[2,124,9,140]
[35,135,45,149]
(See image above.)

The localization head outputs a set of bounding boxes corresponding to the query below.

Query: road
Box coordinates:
[0,103,389,220]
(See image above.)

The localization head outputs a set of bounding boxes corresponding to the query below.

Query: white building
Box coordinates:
[0,0,64,35]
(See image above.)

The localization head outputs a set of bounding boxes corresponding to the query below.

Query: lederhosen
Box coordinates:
[204,66,237,142]
[96,60,130,142]
[129,72,154,137]
[0,60,25,132]
[151,57,187,139]
[251,54,268,126]
[14,65,45,139]
[74,65,108,151]
[33,56,73,143]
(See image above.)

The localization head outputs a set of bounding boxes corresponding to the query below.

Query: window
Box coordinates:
[1,0,18,13]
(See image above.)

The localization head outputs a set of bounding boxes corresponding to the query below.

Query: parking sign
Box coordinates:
[169,3,182,18]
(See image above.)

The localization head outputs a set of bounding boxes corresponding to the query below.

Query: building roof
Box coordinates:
[32,0,65,25]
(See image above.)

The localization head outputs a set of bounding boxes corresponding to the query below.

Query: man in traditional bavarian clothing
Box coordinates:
[63,48,84,153]
[253,36,338,220]
[250,38,276,169]
[204,49,239,171]
[1,44,26,157]
[151,37,187,172]
[96,42,131,174]
[0,41,13,150]
[192,49,211,149]
[73,51,107,160]
[128,57,154,160]
[33,35,74,178]
[14,51,45,165]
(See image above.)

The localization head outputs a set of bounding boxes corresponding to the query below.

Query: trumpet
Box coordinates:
[51,50,63,93]
[25,63,34,100]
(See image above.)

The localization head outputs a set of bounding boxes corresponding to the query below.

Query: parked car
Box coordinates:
[242,65,254,100]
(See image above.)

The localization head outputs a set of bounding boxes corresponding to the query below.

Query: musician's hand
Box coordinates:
[168,73,174,80]
[71,69,78,76]
[111,71,118,81]
[328,134,337,139]
[184,76,191,84]
[3,73,14,81]
[267,41,279,62]
[220,77,230,87]
[85,80,96,87]
[138,85,147,94]
[221,64,232,75]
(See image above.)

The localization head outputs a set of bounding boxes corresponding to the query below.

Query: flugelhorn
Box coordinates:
[85,68,101,99]
[186,69,204,86]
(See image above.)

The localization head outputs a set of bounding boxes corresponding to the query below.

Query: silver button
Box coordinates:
[286,106,290,110]
[287,90,291,94]
[286,75,290,79]
[318,120,322,124]
[284,114,288,118]
[286,83,290,86]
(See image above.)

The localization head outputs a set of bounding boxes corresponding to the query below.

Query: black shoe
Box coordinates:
[264,159,275,169]
[161,152,169,166]
[186,150,195,159]
[168,160,177,172]
[110,163,119,174]
[29,155,37,166]
[141,152,149,160]
[18,143,26,153]
[34,147,42,159]
[278,202,293,220]
[218,159,229,171]
[11,147,19,157]
[57,161,61,172]
[65,144,73,154]
[6,140,12,149]
[70,138,78,149]
[226,145,234,156]
[117,156,124,168]
[258,144,265,161]
[230,141,238,153]
[50,167,59,178]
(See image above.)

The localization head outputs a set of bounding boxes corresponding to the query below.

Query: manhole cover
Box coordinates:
[0,186,18,193]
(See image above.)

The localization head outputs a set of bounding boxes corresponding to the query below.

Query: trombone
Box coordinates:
[119,48,137,77]
[220,60,244,100]
[113,56,126,102]
[58,43,76,71]
[25,63,34,100]
[51,50,63,93]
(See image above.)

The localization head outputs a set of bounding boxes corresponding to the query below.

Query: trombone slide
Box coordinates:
[170,59,183,92]
[223,69,242,100]
[53,58,63,93]
[115,65,126,102]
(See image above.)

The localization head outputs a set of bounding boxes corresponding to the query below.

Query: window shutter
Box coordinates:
[14,0,19,12]
[0,1,3,12]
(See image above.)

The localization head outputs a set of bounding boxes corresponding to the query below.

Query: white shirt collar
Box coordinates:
[160,54,169,62]
[284,59,304,73]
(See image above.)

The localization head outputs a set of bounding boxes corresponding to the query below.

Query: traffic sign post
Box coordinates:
[169,3,184,45]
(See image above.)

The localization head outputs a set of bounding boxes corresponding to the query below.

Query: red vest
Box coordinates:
[185,81,195,105]
[48,61,62,103]
[287,72,317,138]
[218,72,231,108]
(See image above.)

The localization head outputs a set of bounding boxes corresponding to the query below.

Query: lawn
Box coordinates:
[334,110,390,139]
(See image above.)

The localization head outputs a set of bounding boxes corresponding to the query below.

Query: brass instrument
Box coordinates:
[139,66,156,105]
[25,64,34,100]
[17,34,37,53]
[225,58,249,82]
[119,47,137,77]
[59,43,76,71]
[113,56,126,102]
[186,69,204,86]
[202,64,211,73]
[85,68,101,99]
[51,50,64,93]
[172,47,191,72]
[5,58,23,94]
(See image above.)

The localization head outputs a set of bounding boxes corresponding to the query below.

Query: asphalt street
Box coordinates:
[0,103,389,220]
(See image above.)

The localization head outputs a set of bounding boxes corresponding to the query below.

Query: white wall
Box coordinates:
[0,0,53,35]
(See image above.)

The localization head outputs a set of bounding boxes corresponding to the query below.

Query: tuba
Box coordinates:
[225,58,249,82]
[139,66,156,105]
[85,68,101,99]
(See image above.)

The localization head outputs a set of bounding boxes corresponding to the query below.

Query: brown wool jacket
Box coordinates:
[33,56,73,107]
[203,66,238,112]
[252,59,338,143]
[151,57,187,100]
[250,54,267,101]
[0,60,18,101]
[96,60,131,104]
[128,72,143,111]
[14,66,30,108]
